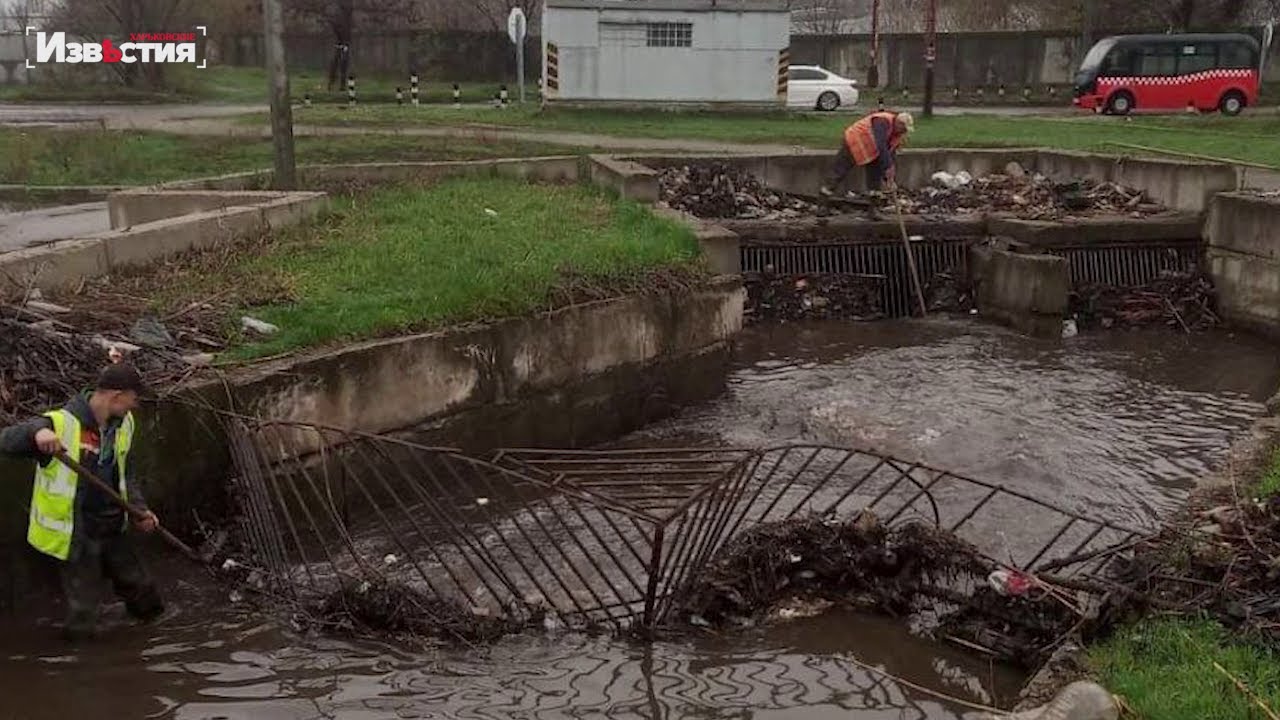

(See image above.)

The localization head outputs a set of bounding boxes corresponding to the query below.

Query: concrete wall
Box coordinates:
[108,190,308,230]
[972,243,1070,339]
[0,277,744,612]
[542,5,789,103]
[0,191,327,293]
[1207,192,1280,339]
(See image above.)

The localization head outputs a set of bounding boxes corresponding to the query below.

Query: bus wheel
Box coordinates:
[1105,91,1134,116]
[1219,91,1246,116]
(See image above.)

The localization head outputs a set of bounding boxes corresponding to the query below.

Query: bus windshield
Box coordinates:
[1078,38,1116,73]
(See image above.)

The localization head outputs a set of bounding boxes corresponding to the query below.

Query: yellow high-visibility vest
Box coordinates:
[27,409,134,560]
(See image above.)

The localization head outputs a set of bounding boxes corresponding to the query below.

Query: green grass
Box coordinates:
[0,127,575,185]
[1089,617,1280,719]
[1255,448,1280,500]
[253,106,1280,167]
[201,65,527,106]
[207,177,700,358]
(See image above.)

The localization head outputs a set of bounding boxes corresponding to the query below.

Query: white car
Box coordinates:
[787,65,859,112]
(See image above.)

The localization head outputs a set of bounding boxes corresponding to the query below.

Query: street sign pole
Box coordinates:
[508,8,527,104]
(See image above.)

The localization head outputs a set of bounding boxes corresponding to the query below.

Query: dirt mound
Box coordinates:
[744,273,884,322]
[902,172,1163,220]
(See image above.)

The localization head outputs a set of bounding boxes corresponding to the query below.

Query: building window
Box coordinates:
[646,22,692,48]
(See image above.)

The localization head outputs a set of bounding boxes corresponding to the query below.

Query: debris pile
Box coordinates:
[1114,487,1280,646]
[1070,272,1219,332]
[925,269,976,313]
[678,512,989,627]
[744,273,884,322]
[313,579,526,644]
[658,163,822,219]
[0,316,191,423]
[902,167,1164,219]
[657,162,1168,221]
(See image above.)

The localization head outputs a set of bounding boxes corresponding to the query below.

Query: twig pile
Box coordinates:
[0,317,189,423]
[1071,272,1219,332]
[313,578,527,644]
[900,174,1164,220]
[744,273,884,322]
[1115,487,1280,646]
[658,163,822,219]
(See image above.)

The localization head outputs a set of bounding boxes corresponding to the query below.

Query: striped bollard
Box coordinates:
[410,73,419,106]
[303,92,311,107]
[877,96,884,111]
[998,83,1006,99]
[952,86,959,102]
[347,75,356,107]
[452,83,461,107]
[395,86,403,105]
[500,84,509,107]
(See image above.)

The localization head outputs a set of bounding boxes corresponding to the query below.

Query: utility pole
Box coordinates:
[923,0,937,118]
[263,0,296,189]
[868,0,880,88]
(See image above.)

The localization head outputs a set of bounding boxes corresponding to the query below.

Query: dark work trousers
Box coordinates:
[825,143,885,192]
[61,530,163,640]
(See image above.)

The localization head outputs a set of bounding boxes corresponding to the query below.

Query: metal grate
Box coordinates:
[741,240,972,318]
[225,420,1146,633]
[1047,241,1202,287]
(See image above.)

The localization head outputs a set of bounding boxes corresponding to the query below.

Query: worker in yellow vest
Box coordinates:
[820,110,915,197]
[1,362,163,641]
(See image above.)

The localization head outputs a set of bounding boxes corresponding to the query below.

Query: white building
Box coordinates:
[541,0,791,106]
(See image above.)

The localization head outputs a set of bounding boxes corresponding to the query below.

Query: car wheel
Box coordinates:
[1219,91,1245,116]
[817,91,840,112]
[1106,91,1134,116]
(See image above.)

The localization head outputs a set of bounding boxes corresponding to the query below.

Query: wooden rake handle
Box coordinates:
[53,450,201,562]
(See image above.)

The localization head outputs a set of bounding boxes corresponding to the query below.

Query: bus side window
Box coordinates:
[1219,41,1255,69]
[1177,44,1217,74]
[1136,42,1178,76]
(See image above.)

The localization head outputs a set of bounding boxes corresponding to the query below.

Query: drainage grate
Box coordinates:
[741,240,972,318]
[1047,242,1202,287]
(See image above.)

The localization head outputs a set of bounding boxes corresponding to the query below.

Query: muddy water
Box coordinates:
[2,318,1277,719]
[623,319,1280,526]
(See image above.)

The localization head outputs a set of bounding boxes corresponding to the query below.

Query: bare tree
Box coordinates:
[285,0,418,88]
[48,0,191,86]
[789,0,868,34]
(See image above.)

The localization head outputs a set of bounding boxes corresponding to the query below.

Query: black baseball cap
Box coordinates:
[95,362,151,397]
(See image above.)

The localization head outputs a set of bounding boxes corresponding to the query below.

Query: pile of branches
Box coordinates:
[677,512,1100,667]
[925,269,976,313]
[0,317,185,424]
[899,173,1164,220]
[658,163,820,220]
[313,578,529,644]
[1071,272,1219,332]
[744,273,884,322]
[679,512,987,625]
[1113,487,1280,645]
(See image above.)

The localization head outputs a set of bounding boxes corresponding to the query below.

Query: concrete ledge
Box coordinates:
[652,206,742,275]
[1206,192,1280,259]
[0,184,129,205]
[158,156,585,192]
[721,215,987,241]
[589,155,659,203]
[0,239,109,289]
[973,244,1069,339]
[108,189,308,229]
[1209,247,1280,340]
[989,213,1203,247]
[222,276,745,456]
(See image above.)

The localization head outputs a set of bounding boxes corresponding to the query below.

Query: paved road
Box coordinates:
[0,201,110,253]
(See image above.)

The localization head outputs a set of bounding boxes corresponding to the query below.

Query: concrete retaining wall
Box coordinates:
[1207,193,1280,339]
[108,190,306,229]
[972,243,1070,339]
[160,157,584,192]
[0,191,327,292]
[0,277,744,612]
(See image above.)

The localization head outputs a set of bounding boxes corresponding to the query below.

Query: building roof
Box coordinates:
[545,0,789,12]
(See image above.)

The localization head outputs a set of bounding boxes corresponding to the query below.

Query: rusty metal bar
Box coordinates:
[782,449,857,520]
[1022,517,1078,571]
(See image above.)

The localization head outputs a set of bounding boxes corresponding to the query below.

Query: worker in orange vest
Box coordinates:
[820,110,914,197]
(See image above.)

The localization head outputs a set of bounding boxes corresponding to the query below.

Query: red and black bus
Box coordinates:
[1073,33,1262,115]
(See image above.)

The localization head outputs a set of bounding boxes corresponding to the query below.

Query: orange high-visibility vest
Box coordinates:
[843,112,903,166]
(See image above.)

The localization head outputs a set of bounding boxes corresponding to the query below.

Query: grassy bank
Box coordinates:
[1090,617,1280,719]
[0,128,575,185]
[133,177,701,358]
[261,106,1280,167]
